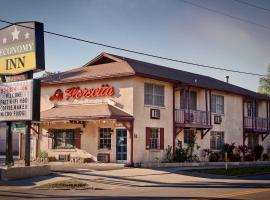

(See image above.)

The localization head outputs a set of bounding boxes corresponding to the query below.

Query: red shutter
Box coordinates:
[75,129,81,149]
[160,128,164,150]
[146,127,150,150]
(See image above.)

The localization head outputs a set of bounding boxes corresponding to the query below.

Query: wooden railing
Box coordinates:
[244,116,269,132]
[175,109,211,126]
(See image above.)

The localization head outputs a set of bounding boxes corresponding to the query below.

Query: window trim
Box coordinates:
[99,128,112,149]
[211,94,225,115]
[53,129,76,149]
[183,129,195,144]
[144,83,165,107]
[210,131,224,150]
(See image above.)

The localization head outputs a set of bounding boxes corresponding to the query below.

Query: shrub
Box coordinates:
[238,145,248,160]
[48,156,57,162]
[223,143,236,161]
[164,145,173,162]
[244,154,254,161]
[209,153,219,162]
[174,146,189,162]
[262,153,269,161]
[230,153,241,162]
[38,150,48,162]
[254,145,264,160]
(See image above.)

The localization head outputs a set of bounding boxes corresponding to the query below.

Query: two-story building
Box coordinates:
[1,52,269,164]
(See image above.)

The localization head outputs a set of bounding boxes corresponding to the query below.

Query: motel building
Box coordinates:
[1,52,270,164]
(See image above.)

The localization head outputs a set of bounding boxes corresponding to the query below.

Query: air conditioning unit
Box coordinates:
[150,109,160,119]
[214,115,222,124]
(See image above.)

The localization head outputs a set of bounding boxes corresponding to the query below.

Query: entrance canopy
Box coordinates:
[41,104,133,122]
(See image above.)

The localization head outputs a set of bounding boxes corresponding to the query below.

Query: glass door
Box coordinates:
[116,129,127,162]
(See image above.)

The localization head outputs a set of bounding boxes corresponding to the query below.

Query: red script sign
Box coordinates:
[50,85,114,102]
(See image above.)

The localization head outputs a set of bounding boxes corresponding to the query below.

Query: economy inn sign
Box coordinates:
[0,22,45,75]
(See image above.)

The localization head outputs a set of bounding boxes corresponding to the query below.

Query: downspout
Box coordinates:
[173,84,176,152]
[130,119,134,166]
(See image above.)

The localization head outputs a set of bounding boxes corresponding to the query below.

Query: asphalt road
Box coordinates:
[0,168,269,200]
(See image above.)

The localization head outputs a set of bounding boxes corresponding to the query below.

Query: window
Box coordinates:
[180,90,197,110]
[144,83,165,107]
[248,134,259,149]
[211,95,224,114]
[146,127,164,150]
[99,128,112,149]
[210,131,224,150]
[247,101,257,117]
[184,129,195,144]
[53,129,76,149]
[150,128,160,149]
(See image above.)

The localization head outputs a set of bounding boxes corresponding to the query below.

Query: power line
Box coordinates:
[0,19,268,77]
[233,0,270,13]
[180,0,270,31]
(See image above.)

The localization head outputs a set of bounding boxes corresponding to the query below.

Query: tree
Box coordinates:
[258,64,270,95]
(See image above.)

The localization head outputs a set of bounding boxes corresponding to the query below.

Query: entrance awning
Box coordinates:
[40,104,133,122]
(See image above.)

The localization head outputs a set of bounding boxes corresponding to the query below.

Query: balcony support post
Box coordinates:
[173,84,176,153]
[205,89,208,126]
[243,99,245,145]
[201,128,211,139]
[209,90,212,126]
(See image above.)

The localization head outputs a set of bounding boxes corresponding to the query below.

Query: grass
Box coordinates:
[39,178,90,190]
[188,166,270,176]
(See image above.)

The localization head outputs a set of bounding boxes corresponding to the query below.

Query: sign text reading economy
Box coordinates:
[0,22,44,75]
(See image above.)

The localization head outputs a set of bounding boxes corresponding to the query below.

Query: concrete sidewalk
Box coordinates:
[1,167,270,191]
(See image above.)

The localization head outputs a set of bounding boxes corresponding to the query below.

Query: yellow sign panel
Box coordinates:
[0,22,44,75]
[0,52,36,75]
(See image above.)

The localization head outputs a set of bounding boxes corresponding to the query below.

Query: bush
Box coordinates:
[254,145,264,160]
[48,156,57,162]
[164,145,173,162]
[230,153,241,162]
[262,153,269,161]
[174,146,189,162]
[244,154,254,161]
[223,143,236,161]
[209,153,219,162]
[38,150,48,162]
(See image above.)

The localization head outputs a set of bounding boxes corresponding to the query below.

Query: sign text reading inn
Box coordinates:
[0,22,45,75]
[0,80,34,121]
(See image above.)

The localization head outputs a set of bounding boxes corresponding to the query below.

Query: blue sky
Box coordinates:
[0,0,269,92]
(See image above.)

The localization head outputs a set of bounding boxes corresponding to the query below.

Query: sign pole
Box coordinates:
[1,74,13,166]
[5,121,13,165]
[0,21,44,167]
[24,121,31,166]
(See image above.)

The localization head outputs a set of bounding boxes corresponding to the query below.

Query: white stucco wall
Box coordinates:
[132,76,174,163]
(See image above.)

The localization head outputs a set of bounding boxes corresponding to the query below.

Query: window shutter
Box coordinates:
[146,127,150,150]
[160,128,164,150]
[75,129,81,149]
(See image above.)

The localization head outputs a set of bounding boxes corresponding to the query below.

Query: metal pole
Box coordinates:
[25,121,31,166]
[5,121,13,166]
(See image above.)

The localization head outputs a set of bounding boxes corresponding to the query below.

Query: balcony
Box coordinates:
[175,109,212,129]
[244,116,270,133]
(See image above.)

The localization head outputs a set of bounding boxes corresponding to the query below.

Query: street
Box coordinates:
[0,168,269,199]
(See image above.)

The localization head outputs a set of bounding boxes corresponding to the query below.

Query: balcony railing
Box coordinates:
[175,109,211,127]
[244,116,269,132]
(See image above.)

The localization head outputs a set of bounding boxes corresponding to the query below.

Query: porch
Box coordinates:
[40,104,134,164]
[175,109,212,129]
[244,116,270,133]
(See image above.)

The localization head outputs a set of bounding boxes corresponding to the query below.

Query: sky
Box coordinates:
[0,0,269,92]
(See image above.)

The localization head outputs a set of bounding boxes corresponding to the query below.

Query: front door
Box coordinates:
[116,129,127,162]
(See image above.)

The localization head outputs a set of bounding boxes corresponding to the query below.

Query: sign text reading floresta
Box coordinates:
[49,85,114,102]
